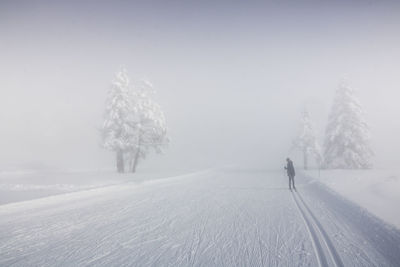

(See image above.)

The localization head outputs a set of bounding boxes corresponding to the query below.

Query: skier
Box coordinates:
[285,158,296,190]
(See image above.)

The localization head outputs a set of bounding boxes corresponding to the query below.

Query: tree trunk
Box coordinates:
[131,150,140,173]
[131,134,142,173]
[303,149,308,170]
[116,150,124,173]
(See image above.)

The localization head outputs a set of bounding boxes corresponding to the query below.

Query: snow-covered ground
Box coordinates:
[0,169,190,205]
[304,169,400,229]
[1,168,400,266]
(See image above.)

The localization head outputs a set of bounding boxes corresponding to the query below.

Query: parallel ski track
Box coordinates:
[292,189,344,267]
[296,191,344,267]
[291,190,327,267]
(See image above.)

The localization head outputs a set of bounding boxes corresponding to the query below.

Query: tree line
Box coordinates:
[101,69,372,173]
[292,82,373,170]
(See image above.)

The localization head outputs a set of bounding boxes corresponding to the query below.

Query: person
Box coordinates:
[284,158,296,190]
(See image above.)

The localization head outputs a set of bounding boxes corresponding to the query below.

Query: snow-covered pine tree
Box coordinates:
[292,110,322,170]
[101,68,139,173]
[126,80,169,173]
[323,82,373,169]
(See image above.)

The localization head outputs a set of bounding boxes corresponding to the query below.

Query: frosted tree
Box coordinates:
[292,110,322,170]
[323,82,373,169]
[101,68,168,173]
[125,80,169,173]
[101,68,138,173]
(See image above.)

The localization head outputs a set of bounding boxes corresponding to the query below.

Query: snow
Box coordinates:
[1,168,400,266]
[0,169,188,205]
[0,169,316,266]
[304,169,400,229]
[323,82,372,169]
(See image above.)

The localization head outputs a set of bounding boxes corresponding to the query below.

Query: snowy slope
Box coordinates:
[1,169,400,266]
[0,169,189,205]
[304,169,400,229]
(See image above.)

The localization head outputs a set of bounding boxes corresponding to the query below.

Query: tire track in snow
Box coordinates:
[291,190,328,267]
[295,191,344,267]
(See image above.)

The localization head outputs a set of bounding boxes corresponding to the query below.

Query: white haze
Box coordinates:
[1,1,400,172]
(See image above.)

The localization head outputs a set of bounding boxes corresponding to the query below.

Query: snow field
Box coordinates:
[1,169,400,266]
[0,170,316,266]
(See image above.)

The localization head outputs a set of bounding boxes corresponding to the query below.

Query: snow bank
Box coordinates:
[0,169,202,205]
[304,169,400,229]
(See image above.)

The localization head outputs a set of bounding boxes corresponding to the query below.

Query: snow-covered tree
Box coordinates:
[125,80,169,173]
[292,110,322,170]
[101,68,138,172]
[101,68,168,173]
[323,82,373,169]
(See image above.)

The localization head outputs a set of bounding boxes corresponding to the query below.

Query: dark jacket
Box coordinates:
[286,160,295,177]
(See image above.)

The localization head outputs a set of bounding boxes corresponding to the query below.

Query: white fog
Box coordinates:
[1,1,400,266]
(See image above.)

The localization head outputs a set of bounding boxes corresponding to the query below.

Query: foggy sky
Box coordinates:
[1,0,400,171]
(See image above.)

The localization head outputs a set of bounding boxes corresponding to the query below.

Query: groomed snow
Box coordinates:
[305,169,400,229]
[1,169,399,266]
[0,169,189,205]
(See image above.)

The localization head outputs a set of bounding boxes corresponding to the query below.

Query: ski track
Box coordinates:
[301,176,400,267]
[0,169,399,266]
[295,191,344,267]
[292,188,345,267]
[291,189,328,267]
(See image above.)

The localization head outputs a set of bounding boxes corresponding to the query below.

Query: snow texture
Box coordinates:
[1,169,400,266]
[305,169,400,229]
